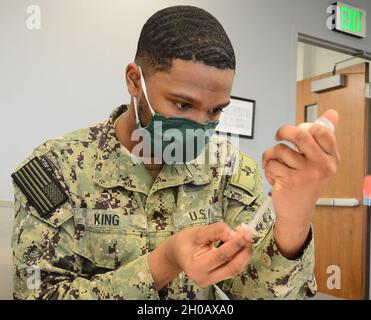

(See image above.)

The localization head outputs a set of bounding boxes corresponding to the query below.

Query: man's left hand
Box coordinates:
[262,110,340,259]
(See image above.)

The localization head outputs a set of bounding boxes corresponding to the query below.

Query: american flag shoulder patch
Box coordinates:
[11,156,69,218]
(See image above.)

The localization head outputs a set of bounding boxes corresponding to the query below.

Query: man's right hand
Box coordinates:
[148,222,253,290]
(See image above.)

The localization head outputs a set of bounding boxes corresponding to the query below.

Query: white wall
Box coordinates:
[297,42,305,81]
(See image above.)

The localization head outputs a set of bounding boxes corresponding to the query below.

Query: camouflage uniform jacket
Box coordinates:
[11,105,317,300]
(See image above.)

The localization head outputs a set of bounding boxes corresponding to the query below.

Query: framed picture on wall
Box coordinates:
[216,95,256,139]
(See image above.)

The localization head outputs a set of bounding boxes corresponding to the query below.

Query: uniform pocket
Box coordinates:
[73,208,149,270]
[222,183,260,229]
[223,184,258,205]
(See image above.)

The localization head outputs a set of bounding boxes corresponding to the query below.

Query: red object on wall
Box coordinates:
[363,176,371,206]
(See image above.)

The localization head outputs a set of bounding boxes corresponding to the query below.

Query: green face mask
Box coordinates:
[133,66,219,164]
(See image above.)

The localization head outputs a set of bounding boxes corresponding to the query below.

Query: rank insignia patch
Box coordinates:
[230,153,258,195]
[11,157,69,217]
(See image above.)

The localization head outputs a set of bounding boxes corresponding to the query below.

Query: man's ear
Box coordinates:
[125,63,141,97]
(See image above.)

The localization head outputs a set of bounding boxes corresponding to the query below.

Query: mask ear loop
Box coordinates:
[133,96,142,128]
[138,66,156,116]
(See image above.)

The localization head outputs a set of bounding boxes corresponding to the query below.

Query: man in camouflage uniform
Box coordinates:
[11,6,339,300]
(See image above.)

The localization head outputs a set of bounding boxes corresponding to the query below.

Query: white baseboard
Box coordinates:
[0,200,14,208]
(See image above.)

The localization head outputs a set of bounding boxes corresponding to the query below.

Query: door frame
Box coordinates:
[298,33,371,59]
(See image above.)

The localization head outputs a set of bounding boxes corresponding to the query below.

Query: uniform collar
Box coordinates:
[94,105,211,195]
[93,105,127,189]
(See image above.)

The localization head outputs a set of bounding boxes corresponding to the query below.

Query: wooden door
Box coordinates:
[296,62,370,300]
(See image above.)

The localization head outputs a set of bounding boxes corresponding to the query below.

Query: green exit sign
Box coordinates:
[335,2,366,38]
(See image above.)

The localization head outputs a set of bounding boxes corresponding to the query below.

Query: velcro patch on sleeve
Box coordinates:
[230,152,258,195]
[11,157,68,218]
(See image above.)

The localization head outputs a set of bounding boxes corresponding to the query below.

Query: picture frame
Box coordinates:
[216,95,256,139]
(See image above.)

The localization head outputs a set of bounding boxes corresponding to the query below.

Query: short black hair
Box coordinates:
[134,5,236,75]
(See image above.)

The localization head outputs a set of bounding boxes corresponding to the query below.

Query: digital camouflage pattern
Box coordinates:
[11,105,317,300]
